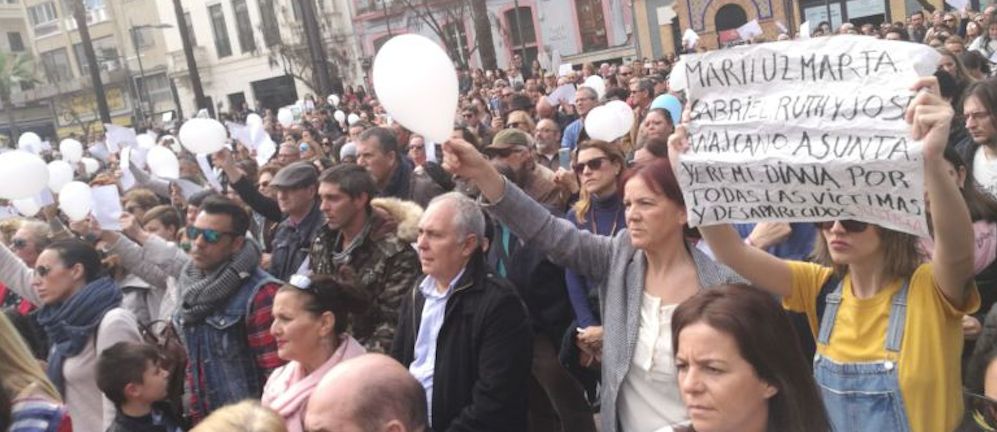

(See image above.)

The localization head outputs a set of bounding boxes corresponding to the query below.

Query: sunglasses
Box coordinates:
[462,113,475,118]
[816,220,870,233]
[35,264,56,278]
[485,147,524,159]
[11,238,28,250]
[966,392,997,429]
[186,226,237,244]
[573,157,610,175]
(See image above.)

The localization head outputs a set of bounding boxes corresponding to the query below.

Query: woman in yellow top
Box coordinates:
[674,77,981,432]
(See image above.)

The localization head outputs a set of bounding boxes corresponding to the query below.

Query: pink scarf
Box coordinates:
[262,335,366,432]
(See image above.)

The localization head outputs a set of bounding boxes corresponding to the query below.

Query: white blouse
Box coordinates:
[618,292,688,431]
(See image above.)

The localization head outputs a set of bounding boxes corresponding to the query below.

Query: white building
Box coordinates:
[156,0,365,117]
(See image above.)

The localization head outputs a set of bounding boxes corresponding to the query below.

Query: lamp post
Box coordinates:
[129,23,173,125]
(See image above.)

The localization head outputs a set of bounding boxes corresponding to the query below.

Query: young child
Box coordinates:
[97,342,185,432]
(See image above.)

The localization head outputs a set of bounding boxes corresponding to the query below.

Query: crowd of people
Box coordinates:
[4,10,997,432]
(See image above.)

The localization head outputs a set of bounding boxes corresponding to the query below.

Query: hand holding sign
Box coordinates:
[906,77,952,160]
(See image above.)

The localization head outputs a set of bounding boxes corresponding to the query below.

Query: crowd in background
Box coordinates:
[3,11,997,432]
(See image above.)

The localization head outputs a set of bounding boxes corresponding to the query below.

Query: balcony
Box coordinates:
[168,47,212,82]
[63,7,109,30]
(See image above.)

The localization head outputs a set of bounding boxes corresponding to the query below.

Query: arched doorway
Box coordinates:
[715,3,748,31]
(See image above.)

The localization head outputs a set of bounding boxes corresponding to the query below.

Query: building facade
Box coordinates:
[12,0,179,138]
[156,0,365,117]
[351,0,636,77]
[637,0,950,55]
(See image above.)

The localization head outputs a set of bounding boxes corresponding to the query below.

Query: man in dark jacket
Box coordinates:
[391,192,532,432]
[356,127,446,207]
[217,153,325,281]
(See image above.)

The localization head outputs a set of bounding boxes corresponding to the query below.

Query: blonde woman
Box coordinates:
[1,313,72,432]
[192,401,286,432]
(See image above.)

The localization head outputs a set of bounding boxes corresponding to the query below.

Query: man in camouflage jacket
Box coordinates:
[310,164,422,353]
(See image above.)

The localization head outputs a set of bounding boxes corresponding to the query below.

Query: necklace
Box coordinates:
[590,200,623,235]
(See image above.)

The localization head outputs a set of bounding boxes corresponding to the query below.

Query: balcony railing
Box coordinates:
[63,7,109,31]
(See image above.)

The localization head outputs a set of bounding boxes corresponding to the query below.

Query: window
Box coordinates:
[209,4,232,58]
[504,6,538,69]
[136,72,172,106]
[73,37,119,76]
[504,6,537,48]
[132,27,154,48]
[7,32,25,52]
[575,0,608,51]
[290,0,301,21]
[183,12,198,46]
[259,0,280,47]
[233,0,256,53]
[27,2,59,36]
[41,48,73,82]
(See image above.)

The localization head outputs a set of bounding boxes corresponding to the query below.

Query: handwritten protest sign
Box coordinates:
[669,36,939,236]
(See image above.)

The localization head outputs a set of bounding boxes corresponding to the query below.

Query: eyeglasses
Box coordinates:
[11,238,28,250]
[485,147,524,159]
[816,220,870,233]
[186,226,237,244]
[573,157,609,175]
[35,264,56,278]
[967,111,991,121]
[508,122,523,129]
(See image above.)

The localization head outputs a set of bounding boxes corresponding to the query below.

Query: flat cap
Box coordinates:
[487,129,531,150]
[270,161,318,189]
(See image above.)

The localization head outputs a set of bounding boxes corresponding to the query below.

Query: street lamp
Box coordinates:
[129,23,172,125]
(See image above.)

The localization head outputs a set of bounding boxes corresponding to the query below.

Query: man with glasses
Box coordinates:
[958,83,997,198]
[105,195,283,422]
[462,107,491,145]
[562,87,600,151]
[486,129,568,211]
[309,164,421,353]
[534,119,563,172]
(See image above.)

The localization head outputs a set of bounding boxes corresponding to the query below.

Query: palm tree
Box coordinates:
[0,51,37,145]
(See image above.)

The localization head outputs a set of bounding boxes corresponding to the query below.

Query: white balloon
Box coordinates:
[17,132,42,154]
[47,160,74,193]
[605,100,635,137]
[0,150,49,199]
[12,197,40,217]
[80,157,99,176]
[277,108,295,127]
[327,94,340,107]
[179,118,228,154]
[136,134,156,149]
[334,110,346,123]
[246,113,263,127]
[582,75,606,101]
[373,34,459,143]
[58,181,92,222]
[584,105,628,142]
[347,113,360,125]
[146,146,180,179]
[59,139,84,163]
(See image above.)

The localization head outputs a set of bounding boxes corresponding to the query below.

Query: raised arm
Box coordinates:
[668,127,794,296]
[214,148,283,222]
[0,243,40,305]
[911,77,976,307]
[443,139,614,281]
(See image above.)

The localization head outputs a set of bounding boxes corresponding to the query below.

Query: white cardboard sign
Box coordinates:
[669,36,940,236]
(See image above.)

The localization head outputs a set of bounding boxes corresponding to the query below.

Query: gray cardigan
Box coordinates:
[486,179,744,432]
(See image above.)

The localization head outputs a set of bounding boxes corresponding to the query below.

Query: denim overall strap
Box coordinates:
[813,277,913,432]
[816,279,844,346]
[884,279,911,353]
